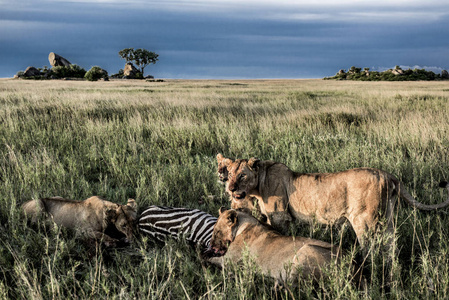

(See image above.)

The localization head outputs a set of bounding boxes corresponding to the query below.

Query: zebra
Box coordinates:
[138,206,217,248]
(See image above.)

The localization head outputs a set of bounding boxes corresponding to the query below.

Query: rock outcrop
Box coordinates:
[392,69,404,75]
[441,70,449,79]
[48,52,71,67]
[23,66,41,77]
[123,62,138,78]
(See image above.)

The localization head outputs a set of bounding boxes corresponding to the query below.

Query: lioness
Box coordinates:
[217,154,265,222]
[218,154,449,250]
[208,208,340,283]
[22,196,137,247]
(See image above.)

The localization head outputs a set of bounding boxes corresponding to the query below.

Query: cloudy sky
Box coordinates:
[1,0,448,79]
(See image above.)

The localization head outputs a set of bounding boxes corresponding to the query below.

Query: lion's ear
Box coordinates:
[223,158,233,167]
[248,157,260,170]
[219,206,227,216]
[217,154,233,167]
[127,198,137,211]
[227,210,237,226]
[105,207,117,220]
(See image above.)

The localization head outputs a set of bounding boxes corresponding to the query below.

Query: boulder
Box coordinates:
[23,66,41,77]
[123,62,138,78]
[441,70,449,79]
[392,69,404,75]
[48,52,71,67]
[338,69,346,75]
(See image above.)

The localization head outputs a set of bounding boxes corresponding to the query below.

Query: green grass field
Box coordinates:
[1,79,449,299]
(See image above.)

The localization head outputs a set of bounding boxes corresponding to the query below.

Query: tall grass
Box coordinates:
[0,79,448,299]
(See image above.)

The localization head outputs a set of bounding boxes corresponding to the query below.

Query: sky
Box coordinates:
[1,0,449,79]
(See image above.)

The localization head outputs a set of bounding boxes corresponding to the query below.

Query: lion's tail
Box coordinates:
[393,178,449,211]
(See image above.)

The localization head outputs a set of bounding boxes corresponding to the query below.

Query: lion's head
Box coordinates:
[104,198,137,244]
[216,153,234,183]
[226,157,259,201]
[209,207,238,256]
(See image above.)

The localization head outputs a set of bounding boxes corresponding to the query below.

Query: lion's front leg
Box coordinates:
[267,211,292,234]
[83,229,122,247]
[262,196,293,234]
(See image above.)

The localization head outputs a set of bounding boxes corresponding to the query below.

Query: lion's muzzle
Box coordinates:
[203,245,227,257]
[233,192,246,200]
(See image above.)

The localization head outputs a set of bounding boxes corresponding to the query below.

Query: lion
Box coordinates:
[217,153,233,184]
[217,154,266,222]
[22,196,137,247]
[206,208,340,283]
[218,154,449,251]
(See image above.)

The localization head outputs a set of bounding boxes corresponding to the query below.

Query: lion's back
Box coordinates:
[22,197,103,230]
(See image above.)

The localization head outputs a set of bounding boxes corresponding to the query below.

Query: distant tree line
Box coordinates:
[324,66,449,81]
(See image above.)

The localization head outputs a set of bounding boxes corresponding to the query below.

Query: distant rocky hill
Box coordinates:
[325,66,449,81]
[15,52,158,81]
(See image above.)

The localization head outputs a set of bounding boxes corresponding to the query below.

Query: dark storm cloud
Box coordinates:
[1,0,449,78]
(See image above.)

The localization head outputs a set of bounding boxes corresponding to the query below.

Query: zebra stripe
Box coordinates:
[138,206,217,247]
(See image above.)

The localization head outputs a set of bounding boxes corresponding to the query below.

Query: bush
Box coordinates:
[110,69,124,79]
[134,72,144,80]
[84,66,108,81]
[51,64,86,79]
[68,64,87,78]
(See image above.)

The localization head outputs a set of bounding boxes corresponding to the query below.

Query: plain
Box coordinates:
[0,79,448,299]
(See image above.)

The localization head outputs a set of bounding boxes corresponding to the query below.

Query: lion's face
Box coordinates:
[226,158,259,201]
[105,199,137,244]
[210,208,238,256]
[216,153,233,183]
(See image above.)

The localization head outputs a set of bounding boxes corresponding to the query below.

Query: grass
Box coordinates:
[0,78,449,299]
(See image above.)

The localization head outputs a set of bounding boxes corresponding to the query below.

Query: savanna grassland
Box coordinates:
[0,78,449,299]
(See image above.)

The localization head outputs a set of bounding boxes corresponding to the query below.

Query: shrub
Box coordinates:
[51,64,86,79]
[84,66,108,81]
[110,69,124,79]
[134,72,144,80]
[68,64,87,78]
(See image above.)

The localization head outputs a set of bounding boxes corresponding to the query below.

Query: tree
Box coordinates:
[118,48,158,77]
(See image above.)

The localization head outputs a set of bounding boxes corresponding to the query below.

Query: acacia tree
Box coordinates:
[118,48,159,76]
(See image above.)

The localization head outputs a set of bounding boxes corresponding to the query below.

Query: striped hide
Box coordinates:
[138,206,217,247]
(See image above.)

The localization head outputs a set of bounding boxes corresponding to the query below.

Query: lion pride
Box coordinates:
[217,154,449,250]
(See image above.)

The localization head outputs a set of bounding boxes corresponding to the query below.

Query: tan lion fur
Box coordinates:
[218,154,449,250]
[217,154,265,222]
[22,196,137,247]
[208,208,340,283]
